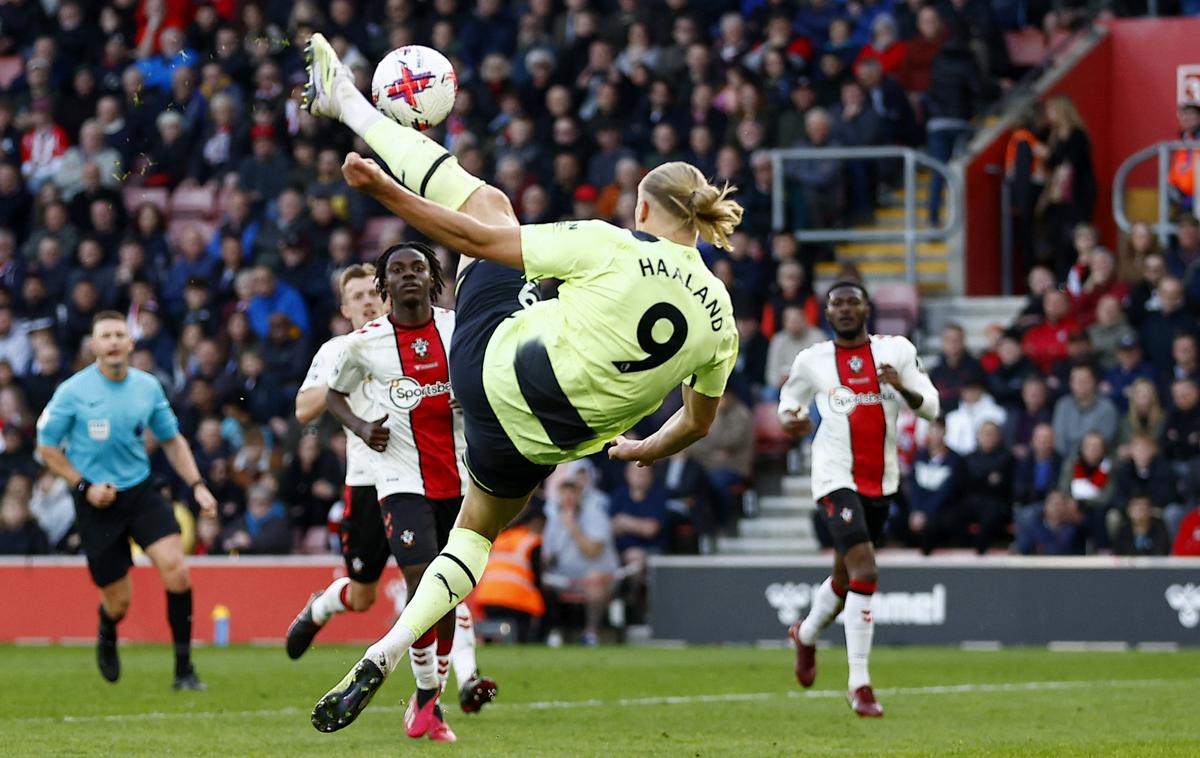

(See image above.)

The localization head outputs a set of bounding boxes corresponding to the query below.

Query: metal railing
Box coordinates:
[1113,140,1200,247]
[769,146,962,285]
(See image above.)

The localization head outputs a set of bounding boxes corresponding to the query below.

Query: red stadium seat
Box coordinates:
[360,217,407,256]
[871,282,920,337]
[0,57,23,89]
[170,185,218,219]
[1004,30,1046,68]
[754,401,793,456]
[122,186,169,215]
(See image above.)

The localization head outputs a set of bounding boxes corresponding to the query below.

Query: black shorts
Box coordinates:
[339,485,391,584]
[74,479,181,587]
[817,488,890,555]
[449,260,556,499]
[379,493,463,566]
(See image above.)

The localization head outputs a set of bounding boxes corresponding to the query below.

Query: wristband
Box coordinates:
[75,478,92,496]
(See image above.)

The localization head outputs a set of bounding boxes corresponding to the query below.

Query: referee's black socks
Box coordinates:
[98,604,119,641]
[166,589,194,676]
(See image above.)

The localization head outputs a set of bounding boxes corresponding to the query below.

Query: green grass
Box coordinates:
[1,644,1198,757]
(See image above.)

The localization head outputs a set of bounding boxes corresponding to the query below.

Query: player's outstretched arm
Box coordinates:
[609,386,720,467]
[342,153,523,269]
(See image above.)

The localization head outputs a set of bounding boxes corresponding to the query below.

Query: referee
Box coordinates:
[36,311,217,690]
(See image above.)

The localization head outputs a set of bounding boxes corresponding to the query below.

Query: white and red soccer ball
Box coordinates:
[371,45,457,131]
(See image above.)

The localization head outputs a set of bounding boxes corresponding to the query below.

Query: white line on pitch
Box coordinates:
[7,678,1178,725]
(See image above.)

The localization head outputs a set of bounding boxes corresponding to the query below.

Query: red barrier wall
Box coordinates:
[965,18,1200,294]
[0,558,408,643]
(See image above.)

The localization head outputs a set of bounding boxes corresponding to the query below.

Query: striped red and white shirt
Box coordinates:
[328,309,466,500]
[778,334,939,501]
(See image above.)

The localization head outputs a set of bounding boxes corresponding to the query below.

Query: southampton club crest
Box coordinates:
[847,356,864,373]
[400,529,416,548]
[412,338,430,358]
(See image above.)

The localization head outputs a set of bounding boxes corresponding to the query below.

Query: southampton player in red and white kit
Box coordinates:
[777,282,939,717]
[290,243,496,741]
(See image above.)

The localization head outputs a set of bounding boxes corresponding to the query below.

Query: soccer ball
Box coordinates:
[371,45,457,131]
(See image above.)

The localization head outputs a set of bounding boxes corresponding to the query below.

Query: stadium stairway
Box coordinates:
[716,473,821,556]
[814,172,950,294]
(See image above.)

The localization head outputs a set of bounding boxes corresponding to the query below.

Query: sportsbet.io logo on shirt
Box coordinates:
[827,386,896,416]
[387,377,452,411]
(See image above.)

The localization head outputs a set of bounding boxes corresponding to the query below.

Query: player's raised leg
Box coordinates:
[303,33,514,237]
[311,483,526,733]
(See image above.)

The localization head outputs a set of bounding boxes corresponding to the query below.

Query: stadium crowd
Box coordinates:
[2,0,1200,615]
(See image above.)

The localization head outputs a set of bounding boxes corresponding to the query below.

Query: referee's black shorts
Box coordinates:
[816,488,891,555]
[73,478,181,587]
[449,260,555,499]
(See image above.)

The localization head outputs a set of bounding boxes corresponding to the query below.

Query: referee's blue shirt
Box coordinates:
[36,365,180,491]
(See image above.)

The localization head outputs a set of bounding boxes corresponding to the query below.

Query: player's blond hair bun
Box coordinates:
[640,161,744,251]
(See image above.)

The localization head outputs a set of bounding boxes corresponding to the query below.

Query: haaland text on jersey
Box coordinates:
[637,257,726,331]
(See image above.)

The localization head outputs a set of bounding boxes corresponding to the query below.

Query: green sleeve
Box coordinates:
[689,327,740,398]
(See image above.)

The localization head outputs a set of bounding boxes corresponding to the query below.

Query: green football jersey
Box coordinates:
[482,219,739,465]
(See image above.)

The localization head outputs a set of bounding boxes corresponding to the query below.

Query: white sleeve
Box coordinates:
[777,349,816,420]
[897,338,940,421]
[327,335,366,394]
[299,339,343,392]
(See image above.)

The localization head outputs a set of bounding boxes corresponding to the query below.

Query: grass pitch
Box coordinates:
[1,643,1197,756]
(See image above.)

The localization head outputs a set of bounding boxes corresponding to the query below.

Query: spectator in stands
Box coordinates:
[1170,215,1200,280]
[764,304,827,399]
[1118,377,1166,452]
[236,123,290,208]
[729,312,769,404]
[541,478,618,647]
[791,107,843,228]
[1064,223,1099,297]
[931,323,983,413]
[1022,289,1079,375]
[54,120,122,201]
[1103,336,1155,414]
[28,467,75,553]
[247,266,310,338]
[1036,94,1097,278]
[761,260,818,338]
[896,6,945,94]
[925,25,981,224]
[944,376,1006,455]
[1072,249,1127,328]
[281,432,341,554]
[687,392,754,534]
[1060,431,1115,551]
[1016,489,1084,556]
[987,331,1037,410]
[854,14,906,76]
[216,482,291,555]
[1127,252,1168,328]
[1013,264,1055,332]
[609,463,670,624]
[1046,331,1095,400]
[1003,374,1051,450]
[1117,221,1162,286]
[1013,422,1062,523]
[0,307,31,377]
[1113,495,1171,557]
[904,418,961,554]
[960,421,1013,554]
[1088,296,1135,371]
[1171,499,1200,555]
[1139,277,1196,376]
[20,98,69,191]
[1114,431,1178,515]
[1053,363,1118,458]
[0,492,49,555]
